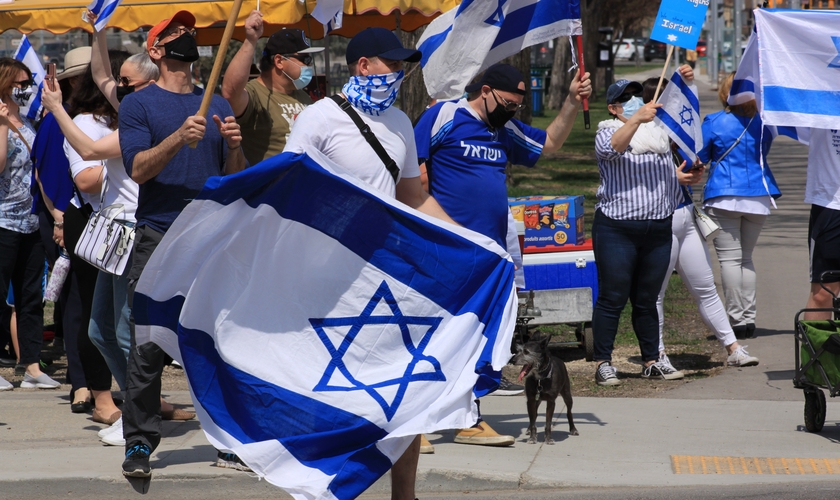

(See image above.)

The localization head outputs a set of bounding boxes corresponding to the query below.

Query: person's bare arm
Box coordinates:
[87,10,119,111]
[396,176,458,225]
[543,70,591,154]
[131,116,206,184]
[0,103,9,174]
[74,165,104,194]
[214,115,246,175]
[221,10,263,117]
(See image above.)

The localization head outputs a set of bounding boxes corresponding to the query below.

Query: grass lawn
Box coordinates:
[614,63,665,75]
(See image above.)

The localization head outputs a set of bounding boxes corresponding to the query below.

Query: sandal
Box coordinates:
[161,408,196,421]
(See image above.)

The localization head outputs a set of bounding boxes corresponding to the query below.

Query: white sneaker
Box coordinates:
[98,416,123,439]
[0,375,12,391]
[656,353,685,380]
[727,346,759,367]
[20,372,60,389]
[100,423,125,447]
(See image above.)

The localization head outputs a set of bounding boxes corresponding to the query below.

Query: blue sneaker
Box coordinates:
[216,451,252,472]
[122,443,151,477]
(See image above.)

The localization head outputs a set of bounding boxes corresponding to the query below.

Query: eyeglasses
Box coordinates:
[492,89,525,112]
[14,79,33,88]
[154,26,197,46]
[283,54,313,66]
[615,91,641,104]
[118,76,150,87]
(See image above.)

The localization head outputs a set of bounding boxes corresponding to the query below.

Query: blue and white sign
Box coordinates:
[650,0,709,51]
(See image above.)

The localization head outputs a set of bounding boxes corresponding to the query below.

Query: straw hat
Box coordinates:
[57,47,92,81]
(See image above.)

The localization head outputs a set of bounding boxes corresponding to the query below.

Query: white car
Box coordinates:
[613,39,642,61]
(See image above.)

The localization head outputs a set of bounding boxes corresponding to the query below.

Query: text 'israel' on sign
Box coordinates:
[650,0,710,51]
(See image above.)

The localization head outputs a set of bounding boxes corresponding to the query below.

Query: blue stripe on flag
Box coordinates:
[197,153,514,320]
[492,0,580,49]
[16,35,32,57]
[673,73,700,112]
[763,86,840,115]
[730,78,754,96]
[656,108,695,152]
[418,26,453,67]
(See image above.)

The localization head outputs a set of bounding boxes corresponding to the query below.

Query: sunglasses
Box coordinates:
[492,89,525,112]
[283,54,313,66]
[615,91,641,104]
[14,79,34,88]
[118,76,150,87]
[154,26,197,46]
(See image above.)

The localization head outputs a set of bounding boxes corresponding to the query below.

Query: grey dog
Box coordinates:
[510,333,578,444]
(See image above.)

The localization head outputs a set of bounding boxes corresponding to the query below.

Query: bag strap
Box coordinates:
[329,94,400,184]
[713,114,755,165]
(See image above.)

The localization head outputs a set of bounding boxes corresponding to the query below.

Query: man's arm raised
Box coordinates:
[221,10,263,117]
[542,69,592,154]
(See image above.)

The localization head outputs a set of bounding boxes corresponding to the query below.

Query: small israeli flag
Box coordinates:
[12,35,45,122]
[311,0,343,33]
[654,70,702,162]
[133,149,518,500]
[86,0,122,32]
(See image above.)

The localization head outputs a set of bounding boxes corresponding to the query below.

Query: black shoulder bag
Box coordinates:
[329,94,400,184]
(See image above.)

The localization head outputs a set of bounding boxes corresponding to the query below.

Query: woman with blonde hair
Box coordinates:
[698,72,782,340]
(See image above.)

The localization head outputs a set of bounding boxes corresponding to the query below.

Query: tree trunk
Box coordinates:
[547,36,572,109]
[500,48,532,125]
[398,27,431,124]
[581,0,605,97]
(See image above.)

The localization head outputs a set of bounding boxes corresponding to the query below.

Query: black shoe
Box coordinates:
[71,400,92,413]
[492,378,525,396]
[745,323,756,339]
[0,356,16,367]
[733,325,748,340]
[122,444,152,477]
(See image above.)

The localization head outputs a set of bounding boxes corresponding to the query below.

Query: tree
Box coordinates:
[581,0,607,98]
[547,36,572,109]
[398,27,430,124]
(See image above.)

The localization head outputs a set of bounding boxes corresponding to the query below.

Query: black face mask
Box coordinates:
[483,94,517,129]
[162,33,199,63]
[116,85,134,102]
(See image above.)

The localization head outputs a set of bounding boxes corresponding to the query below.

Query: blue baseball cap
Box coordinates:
[346,28,421,65]
[606,79,643,104]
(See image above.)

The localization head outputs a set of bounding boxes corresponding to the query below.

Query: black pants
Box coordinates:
[123,226,167,451]
[67,252,113,392]
[0,227,44,366]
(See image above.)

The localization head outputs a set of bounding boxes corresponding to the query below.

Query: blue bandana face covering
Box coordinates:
[342,71,404,116]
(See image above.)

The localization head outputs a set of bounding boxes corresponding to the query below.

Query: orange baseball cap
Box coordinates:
[147,11,197,51]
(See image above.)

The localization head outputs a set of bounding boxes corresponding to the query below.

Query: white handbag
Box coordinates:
[74,174,135,275]
[693,205,721,241]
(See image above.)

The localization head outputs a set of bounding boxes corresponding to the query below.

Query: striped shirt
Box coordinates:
[594,127,680,220]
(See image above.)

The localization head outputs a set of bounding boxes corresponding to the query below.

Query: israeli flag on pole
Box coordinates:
[728,29,758,107]
[133,150,517,500]
[654,70,701,162]
[86,0,122,32]
[12,35,45,122]
[311,0,343,33]
[418,0,581,100]
[754,8,840,130]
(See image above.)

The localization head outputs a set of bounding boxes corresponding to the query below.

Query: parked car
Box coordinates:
[643,39,667,62]
[613,38,643,61]
[696,40,707,58]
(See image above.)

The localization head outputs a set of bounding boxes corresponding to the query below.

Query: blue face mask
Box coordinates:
[283,58,313,90]
[342,71,404,116]
[620,96,644,118]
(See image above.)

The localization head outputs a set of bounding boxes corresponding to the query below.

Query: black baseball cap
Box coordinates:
[606,79,643,104]
[464,64,526,95]
[263,29,324,57]
[345,27,421,64]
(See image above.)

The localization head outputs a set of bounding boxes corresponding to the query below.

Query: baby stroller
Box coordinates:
[793,271,840,432]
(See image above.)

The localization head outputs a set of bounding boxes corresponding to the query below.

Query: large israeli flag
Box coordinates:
[654,70,701,162]
[418,0,581,100]
[133,150,517,500]
[754,8,840,129]
[12,35,45,122]
[87,0,122,32]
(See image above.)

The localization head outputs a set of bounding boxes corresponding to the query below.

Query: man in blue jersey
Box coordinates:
[414,63,591,447]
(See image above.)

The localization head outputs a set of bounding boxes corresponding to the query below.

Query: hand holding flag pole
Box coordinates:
[189,0,244,148]
[574,35,590,129]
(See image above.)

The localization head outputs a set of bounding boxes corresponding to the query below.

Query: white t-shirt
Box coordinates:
[805,128,840,210]
[283,98,420,197]
[703,195,772,215]
[64,114,139,221]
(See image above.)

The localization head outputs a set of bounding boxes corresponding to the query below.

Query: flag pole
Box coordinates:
[573,35,590,129]
[189,0,244,148]
[653,45,675,103]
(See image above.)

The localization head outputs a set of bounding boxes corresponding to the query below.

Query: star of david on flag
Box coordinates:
[654,70,702,162]
[132,149,518,500]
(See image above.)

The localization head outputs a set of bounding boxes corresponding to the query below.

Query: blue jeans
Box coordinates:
[591,211,673,363]
[88,260,132,391]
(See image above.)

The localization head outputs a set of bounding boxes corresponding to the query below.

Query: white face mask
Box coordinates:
[11,85,35,107]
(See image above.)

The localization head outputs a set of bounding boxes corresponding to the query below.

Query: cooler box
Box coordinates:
[508,195,585,251]
[521,239,598,306]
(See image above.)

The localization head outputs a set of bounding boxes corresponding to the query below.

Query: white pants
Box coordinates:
[657,206,737,351]
[705,207,767,327]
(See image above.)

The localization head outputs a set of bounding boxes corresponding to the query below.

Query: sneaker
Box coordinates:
[727,346,759,367]
[101,430,126,447]
[0,374,12,391]
[655,353,685,380]
[122,443,151,477]
[20,372,60,389]
[216,451,252,472]
[419,435,435,454]
[453,422,514,447]
[642,360,684,380]
[492,378,525,396]
[98,416,123,438]
[595,362,621,386]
